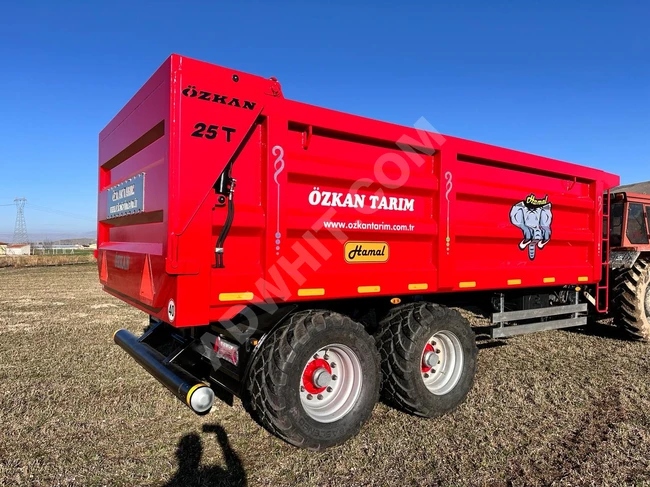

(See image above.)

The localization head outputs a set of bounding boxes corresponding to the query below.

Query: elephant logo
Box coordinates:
[509,194,552,260]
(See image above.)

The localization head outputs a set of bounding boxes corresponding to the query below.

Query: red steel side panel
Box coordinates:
[444,138,608,290]
[98,54,620,327]
[98,58,174,322]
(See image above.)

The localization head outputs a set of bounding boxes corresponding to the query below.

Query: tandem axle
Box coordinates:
[112,284,613,450]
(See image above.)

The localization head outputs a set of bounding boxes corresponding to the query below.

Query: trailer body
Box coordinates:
[98,54,619,328]
[100,55,628,450]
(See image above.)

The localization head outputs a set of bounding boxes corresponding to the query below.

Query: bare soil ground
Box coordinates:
[1,265,650,486]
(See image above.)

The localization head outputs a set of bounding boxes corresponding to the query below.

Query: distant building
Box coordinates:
[6,244,31,256]
[0,242,7,255]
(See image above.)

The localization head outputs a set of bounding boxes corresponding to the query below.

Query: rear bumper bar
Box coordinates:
[113,328,215,414]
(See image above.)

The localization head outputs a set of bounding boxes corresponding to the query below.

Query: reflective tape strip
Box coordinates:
[358,286,380,294]
[408,283,428,291]
[298,288,325,297]
[218,292,254,302]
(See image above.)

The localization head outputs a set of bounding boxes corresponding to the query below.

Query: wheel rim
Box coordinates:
[299,344,363,423]
[644,283,650,319]
[421,330,464,395]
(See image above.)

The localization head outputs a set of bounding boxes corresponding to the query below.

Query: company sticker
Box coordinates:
[509,194,553,261]
[344,241,389,264]
[107,173,145,219]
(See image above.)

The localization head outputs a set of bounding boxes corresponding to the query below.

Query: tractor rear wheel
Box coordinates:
[376,302,477,418]
[244,309,381,450]
[612,258,650,341]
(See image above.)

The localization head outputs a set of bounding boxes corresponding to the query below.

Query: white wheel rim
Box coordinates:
[644,284,650,319]
[421,330,464,395]
[299,344,363,423]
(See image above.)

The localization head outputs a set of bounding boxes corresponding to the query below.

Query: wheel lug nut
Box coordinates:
[300,386,305,392]
[317,394,323,400]
[332,375,337,381]
[424,373,429,378]
[324,354,329,360]
[330,362,336,369]
[326,386,333,392]
[306,394,313,400]
[313,354,319,359]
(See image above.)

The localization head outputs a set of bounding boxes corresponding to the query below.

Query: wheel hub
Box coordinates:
[299,344,363,423]
[302,358,331,394]
[421,330,464,395]
[421,343,436,372]
[423,351,440,369]
[313,367,332,388]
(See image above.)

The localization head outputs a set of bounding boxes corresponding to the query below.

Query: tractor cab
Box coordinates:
[609,191,650,251]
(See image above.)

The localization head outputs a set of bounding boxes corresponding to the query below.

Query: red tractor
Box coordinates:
[608,185,650,340]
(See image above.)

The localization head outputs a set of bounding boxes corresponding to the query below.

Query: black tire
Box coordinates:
[612,258,650,341]
[376,302,477,418]
[243,310,381,450]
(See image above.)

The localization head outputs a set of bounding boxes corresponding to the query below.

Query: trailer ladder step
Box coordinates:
[490,303,588,339]
[596,190,611,313]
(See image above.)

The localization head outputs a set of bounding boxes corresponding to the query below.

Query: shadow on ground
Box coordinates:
[473,317,635,345]
[567,320,635,341]
[162,424,247,487]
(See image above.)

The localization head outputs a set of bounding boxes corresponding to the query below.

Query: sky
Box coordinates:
[0,1,648,240]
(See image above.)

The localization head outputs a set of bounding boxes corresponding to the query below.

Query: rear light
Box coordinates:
[214,336,239,366]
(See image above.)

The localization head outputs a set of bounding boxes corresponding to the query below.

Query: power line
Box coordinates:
[26,203,95,222]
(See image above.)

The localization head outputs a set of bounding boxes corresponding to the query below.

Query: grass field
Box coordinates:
[0,253,95,268]
[1,265,650,486]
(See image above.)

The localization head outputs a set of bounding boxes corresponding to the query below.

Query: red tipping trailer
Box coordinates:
[100,54,622,450]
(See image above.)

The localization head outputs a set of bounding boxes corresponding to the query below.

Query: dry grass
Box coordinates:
[0,254,95,268]
[1,265,650,486]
